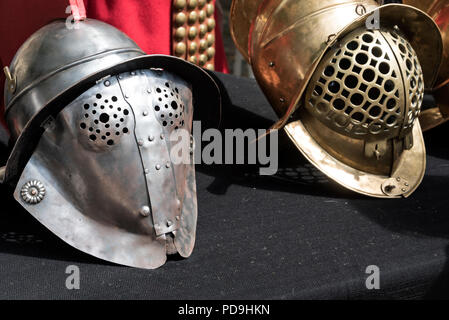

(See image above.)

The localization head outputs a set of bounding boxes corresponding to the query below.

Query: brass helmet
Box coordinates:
[402,0,449,131]
[231,0,442,198]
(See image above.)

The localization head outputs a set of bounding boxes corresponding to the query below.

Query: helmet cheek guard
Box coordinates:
[1,19,221,269]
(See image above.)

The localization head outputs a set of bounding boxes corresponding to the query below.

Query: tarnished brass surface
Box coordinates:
[230,0,263,62]
[419,108,448,131]
[231,1,441,125]
[403,0,449,131]
[305,27,424,142]
[231,0,442,197]
[285,118,426,198]
[303,27,424,178]
[172,0,216,70]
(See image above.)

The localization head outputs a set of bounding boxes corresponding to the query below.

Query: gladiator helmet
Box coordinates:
[1,19,221,269]
[231,0,442,198]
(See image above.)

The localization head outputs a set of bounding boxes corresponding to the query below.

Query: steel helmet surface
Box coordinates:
[401,0,449,131]
[230,0,443,198]
[1,19,221,269]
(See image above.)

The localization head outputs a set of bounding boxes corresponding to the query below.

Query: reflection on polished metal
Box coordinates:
[15,70,197,269]
[231,0,443,198]
[402,0,449,131]
[1,19,221,269]
[3,19,144,140]
[172,0,216,70]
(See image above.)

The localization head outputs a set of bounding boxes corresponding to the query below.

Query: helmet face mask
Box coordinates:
[302,26,424,177]
[14,69,198,269]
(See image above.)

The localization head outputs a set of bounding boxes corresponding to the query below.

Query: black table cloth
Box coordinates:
[0,72,448,300]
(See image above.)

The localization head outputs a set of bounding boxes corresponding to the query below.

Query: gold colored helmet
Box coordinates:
[402,0,449,131]
[231,0,443,198]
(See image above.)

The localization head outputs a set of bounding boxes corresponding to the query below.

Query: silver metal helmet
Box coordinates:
[1,19,221,269]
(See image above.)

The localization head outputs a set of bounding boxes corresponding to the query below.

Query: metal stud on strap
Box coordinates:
[3,67,16,94]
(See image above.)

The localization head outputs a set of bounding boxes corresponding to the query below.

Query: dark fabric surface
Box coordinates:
[0,72,449,300]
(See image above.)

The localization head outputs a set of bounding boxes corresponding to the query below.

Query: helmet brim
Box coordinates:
[230,0,264,63]
[284,119,426,198]
[419,107,449,131]
[420,84,449,131]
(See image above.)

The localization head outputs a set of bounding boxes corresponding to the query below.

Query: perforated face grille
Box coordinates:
[76,70,192,153]
[384,29,424,130]
[153,81,185,130]
[79,87,131,148]
[305,27,424,140]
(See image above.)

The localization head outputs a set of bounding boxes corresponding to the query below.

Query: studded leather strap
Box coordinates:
[172,0,216,70]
